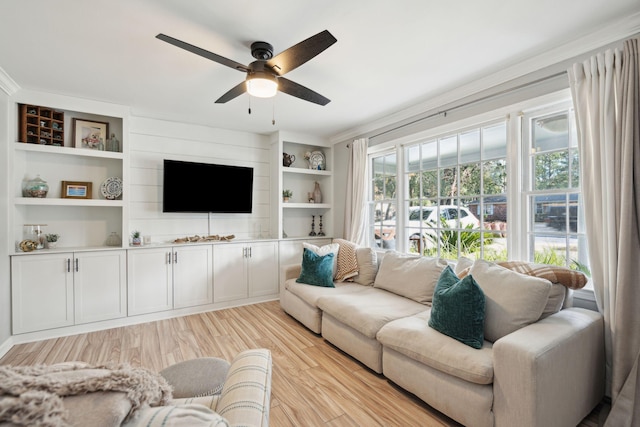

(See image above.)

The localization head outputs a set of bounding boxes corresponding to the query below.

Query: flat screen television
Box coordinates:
[163,159,253,213]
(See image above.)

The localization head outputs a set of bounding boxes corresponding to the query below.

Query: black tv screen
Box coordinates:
[163,159,253,213]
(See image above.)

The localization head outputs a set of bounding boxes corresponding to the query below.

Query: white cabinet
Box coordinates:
[270,131,333,239]
[213,241,278,303]
[173,245,213,309]
[11,250,126,334]
[74,251,127,324]
[127,245,213,316]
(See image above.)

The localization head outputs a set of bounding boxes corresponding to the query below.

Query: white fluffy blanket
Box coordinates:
[0,362,172,427]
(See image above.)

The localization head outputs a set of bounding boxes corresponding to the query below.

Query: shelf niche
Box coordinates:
[270,132,333,239]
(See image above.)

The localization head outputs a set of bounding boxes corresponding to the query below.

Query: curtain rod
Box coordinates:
[369,70,568,140]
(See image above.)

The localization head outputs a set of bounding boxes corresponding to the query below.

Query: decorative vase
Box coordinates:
[46,241,58,249]
[106,232,122,247]
[313,182,322,204]
[23,224,46,249]
[106,133,120,152]
[283,197,289,203]
[282,153,295,167]
[24,175,49,198]
[132,237,141,246]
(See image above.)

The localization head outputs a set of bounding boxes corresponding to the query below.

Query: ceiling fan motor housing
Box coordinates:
[251,41,274,60]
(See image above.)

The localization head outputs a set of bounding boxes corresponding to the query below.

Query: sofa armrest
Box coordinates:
[214,349,272,427]
[283,263,301,281]
[493,307,604,427]
[280,264,301,295]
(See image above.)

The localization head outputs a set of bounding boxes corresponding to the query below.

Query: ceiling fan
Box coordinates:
[156,30,337,106]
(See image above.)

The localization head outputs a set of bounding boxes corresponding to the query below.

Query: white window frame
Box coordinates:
[366,90,579,265]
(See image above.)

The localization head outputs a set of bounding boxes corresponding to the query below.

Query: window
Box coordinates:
[366,93,589,277]
[401,122,507,260]
[524,106,588,271]
[369,152,397,250]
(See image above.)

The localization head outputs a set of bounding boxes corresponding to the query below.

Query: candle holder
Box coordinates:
[318,215,325,236]
[309,215,317,236]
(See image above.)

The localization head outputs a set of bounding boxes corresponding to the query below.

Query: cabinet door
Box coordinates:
[127,248,172,315]
[11,254,74,334]
[74,250,127,324]
[173,245,213,309]
[248,242,279,297]
[213,243,248,302]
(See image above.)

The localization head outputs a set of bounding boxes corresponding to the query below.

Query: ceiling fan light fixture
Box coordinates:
[246,72,278,98]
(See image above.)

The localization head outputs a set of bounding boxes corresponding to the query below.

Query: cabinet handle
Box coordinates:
[67,258,71,272]
[167,252,171,264]
[249,247,252,258]
[75,258,79,272]
[173,252,178,264]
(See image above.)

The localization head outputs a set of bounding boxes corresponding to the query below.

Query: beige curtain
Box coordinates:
[568,37,640,426]
[343,138,369,245]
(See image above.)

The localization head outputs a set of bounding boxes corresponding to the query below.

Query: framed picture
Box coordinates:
[61,181,93,199]
[72,119,109,150]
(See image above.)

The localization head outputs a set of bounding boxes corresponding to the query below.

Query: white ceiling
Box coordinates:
[1,0,638,140]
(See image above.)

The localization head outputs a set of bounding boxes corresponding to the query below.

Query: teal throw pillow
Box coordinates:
[428,266,485,349]
[296,248,335,288]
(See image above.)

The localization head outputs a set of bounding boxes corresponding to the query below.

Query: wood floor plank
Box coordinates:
[0,300,602,427]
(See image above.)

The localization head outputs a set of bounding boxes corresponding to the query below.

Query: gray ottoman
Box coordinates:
[159,357,230,398]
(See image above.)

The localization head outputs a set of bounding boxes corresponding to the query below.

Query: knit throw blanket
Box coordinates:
[0,362,173,427]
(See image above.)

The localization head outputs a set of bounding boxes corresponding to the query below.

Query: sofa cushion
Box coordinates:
[296,248,335,288]
[429,266,485,349]
[373,252,448,304]
[469,260,551,342]
[303,242,339,277]
[318,287,427,338]
[353,247,378,286]
[332,238,360,281]
[543,283,566,318]
[378,311,494,385]
[285,279,368,307]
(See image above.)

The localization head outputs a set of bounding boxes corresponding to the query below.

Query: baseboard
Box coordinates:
[0,336,14,360]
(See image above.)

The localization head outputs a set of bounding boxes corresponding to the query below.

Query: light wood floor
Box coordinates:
[0,301,603,426]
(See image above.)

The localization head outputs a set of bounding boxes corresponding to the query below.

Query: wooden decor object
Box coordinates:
[19,104,65,146]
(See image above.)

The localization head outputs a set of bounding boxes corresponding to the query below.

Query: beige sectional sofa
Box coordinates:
[280,245,605,427]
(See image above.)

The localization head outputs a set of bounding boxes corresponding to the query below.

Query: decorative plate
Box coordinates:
[101,177,123,200]
[308,151,326,170]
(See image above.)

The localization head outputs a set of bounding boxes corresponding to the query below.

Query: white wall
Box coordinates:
[128,116,272,243]
[0,89,11,347]
[331,139,350,239]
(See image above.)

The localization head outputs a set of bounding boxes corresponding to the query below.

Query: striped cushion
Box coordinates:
[333,238,359,281]
[125,404,229,426]
[214,349,272,427]
[497,261,588,289]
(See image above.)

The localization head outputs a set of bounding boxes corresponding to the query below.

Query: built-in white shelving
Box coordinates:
[270,131,333,239]
[9,94,128,253]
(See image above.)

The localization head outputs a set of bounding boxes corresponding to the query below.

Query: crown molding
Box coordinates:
[330,11,640,144]
[0,66,19,96]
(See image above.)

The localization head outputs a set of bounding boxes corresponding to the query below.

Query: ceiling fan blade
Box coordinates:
[156,33,249,72]
[215,81,247,103]
[278,77,330,106]
[267,30,337,76]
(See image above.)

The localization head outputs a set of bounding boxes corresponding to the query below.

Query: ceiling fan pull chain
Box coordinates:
[272,97,276,125]
[248,95,252,115]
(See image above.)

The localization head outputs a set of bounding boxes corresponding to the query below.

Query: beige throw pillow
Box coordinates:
[353,247,378,286]
[373,252,448,304]
[469,260,551,342]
